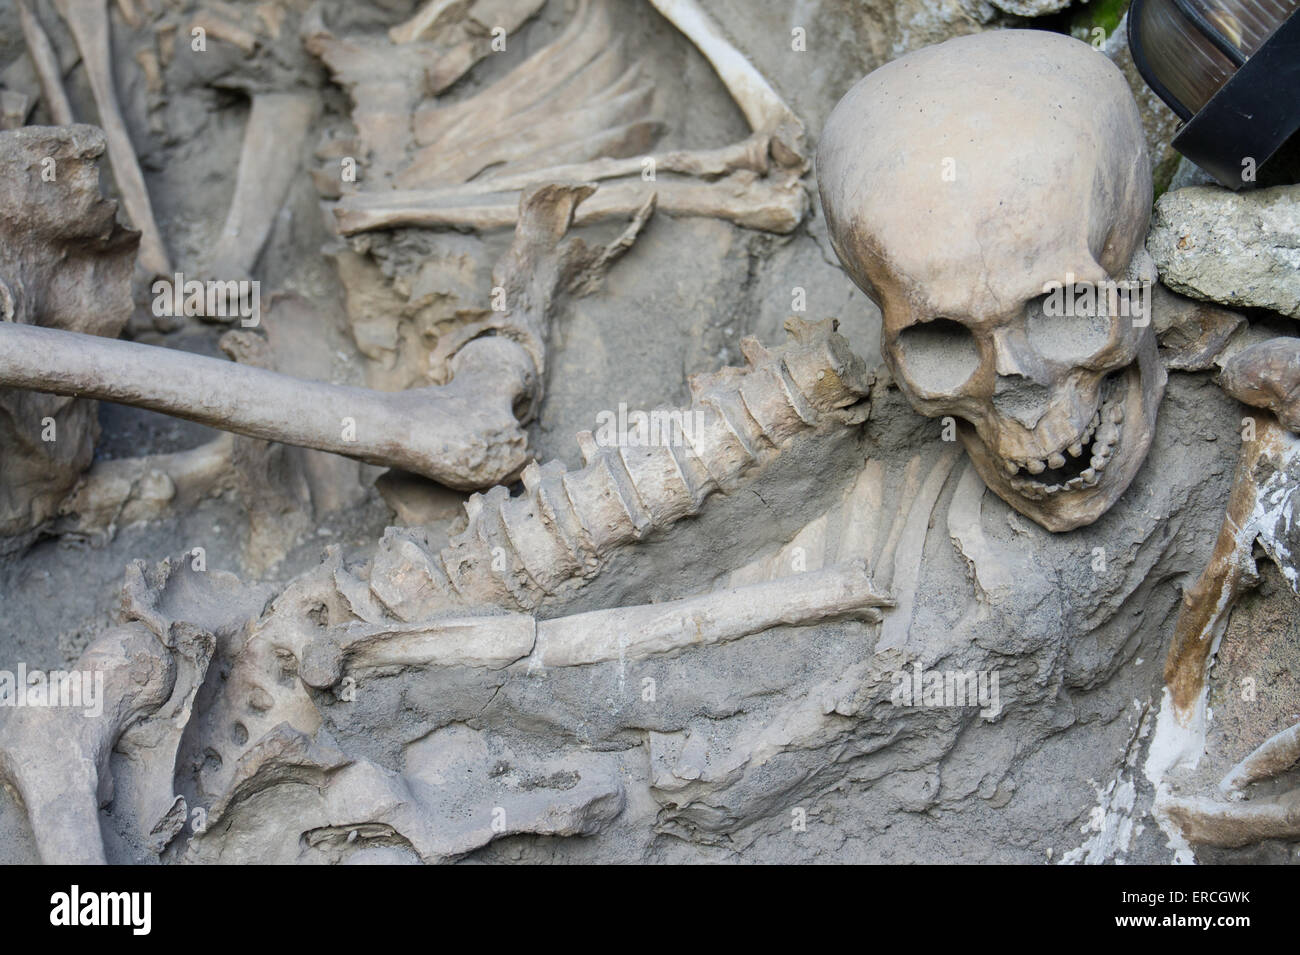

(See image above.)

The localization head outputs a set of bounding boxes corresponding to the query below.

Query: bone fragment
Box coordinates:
[535,562,890,668]
[646,0,805,164]
[53,0,170,275]
[1220,338,1300,433]
[389,0,472,45]
[0,91,30,130]
[206,92,317,280]
[1220,720,1300,793]
[16,0,73,125]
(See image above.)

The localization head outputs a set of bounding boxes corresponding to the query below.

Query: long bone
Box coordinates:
[1161,415,1300,725]
[50,0,170,276]
[289,561,889,690]
[0,623,183,864]
[16,0,73,126]
[324,0,809,236]
[645,0,806,167]
[205,92,318,281]
[0,184,650,489]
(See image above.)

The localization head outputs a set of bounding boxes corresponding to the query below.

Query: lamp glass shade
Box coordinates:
[1133,0,1299,117]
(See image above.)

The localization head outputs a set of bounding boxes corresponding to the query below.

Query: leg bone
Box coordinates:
[52,0,170,275]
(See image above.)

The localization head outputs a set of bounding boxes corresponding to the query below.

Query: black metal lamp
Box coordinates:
[1128,0,1300,187]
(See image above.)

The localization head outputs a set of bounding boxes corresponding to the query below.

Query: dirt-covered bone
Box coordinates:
[0,182,648,490]
[16,0,73,126]
[325,0,809,236]
[1219,338,1300,433]
[368,317,873,621]
[49,0,170,276]
[818,30,1166,532]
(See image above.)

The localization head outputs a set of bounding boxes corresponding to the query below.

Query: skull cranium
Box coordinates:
[817,30,1166,531]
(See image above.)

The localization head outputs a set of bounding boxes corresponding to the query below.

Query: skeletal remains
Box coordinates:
[1,5,1298,863]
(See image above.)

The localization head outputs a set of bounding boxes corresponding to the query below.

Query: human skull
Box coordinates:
[817,30,1166,532]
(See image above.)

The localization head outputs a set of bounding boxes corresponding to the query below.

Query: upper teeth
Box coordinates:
[1001,387,1126,496]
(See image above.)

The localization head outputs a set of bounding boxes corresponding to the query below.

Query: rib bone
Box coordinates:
[646,0,806,165]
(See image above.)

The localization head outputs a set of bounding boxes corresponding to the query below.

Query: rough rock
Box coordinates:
[1148,185,1300,318]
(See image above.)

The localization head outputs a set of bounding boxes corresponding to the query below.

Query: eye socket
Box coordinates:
[1025,290,1114,363]
[894,318,980,395]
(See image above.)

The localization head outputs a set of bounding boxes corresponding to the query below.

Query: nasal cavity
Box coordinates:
[992,375,1051,430]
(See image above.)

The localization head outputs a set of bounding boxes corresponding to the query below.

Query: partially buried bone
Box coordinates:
[291,561,888,689]
[0,623,184,863]
[1161,416,1300,727]
[645,0,806,166]
[204,92,317,283]
[16,0,73,125]
[369,317,873,621]
[0,183,648,490]
[1219,338,1300,433]
[324,0,808,235]
[50,0,170,276]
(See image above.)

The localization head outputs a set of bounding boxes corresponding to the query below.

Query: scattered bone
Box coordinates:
[205,92,317,283]
[190,7,259,54]
[51,0,170,275]
[1163,416,1300,725]
[335,170,807,235]
[56,433,238,537]
[0,322,532,488]
[1158,790,1300,848]
[1221,720,1300,793]
[389,0,474,45]
[1220,338,1300,433]
[534,562,890,668]
[0,184,645,491]
[646,0,806,166]
[0,623,181,863]
[0,90,29,130]
[16,0,73,126]
[133,46,164,97]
